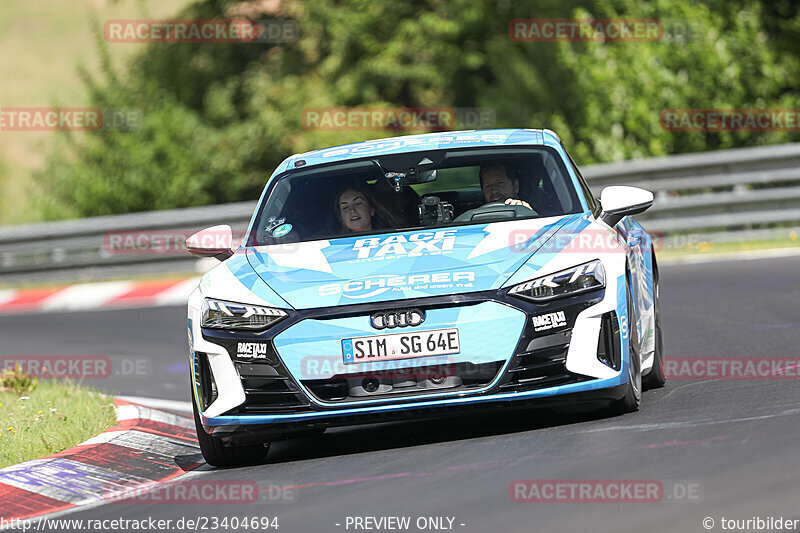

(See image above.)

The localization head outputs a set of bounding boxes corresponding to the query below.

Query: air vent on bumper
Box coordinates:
[499,330,591,392]
[596,311,621,370]
[193,351,218,410]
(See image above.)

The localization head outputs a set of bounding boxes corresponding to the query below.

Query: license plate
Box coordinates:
[342,328,460,364]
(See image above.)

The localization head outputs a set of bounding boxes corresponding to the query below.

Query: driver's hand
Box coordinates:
[505,198,532,210]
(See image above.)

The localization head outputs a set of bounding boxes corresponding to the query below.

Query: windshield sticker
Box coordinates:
[263,216,286,233]
[318,133,511,158]
[272,223,293,238]
[350,230,457,263]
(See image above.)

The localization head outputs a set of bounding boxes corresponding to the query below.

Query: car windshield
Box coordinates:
[249,146,584,246]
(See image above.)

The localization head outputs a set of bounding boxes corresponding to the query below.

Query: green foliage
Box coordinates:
[0,364,38,396]
[39,0,800,218]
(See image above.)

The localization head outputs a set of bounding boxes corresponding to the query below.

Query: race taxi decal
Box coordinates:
[350,230,457,262]
[236,342,270,359]
[532,311,567,332]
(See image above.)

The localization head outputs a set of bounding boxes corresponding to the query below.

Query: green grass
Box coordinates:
[658,235,800,258]
[0,371,116,469]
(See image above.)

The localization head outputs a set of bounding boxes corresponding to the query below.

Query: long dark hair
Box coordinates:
[333,183,396,231]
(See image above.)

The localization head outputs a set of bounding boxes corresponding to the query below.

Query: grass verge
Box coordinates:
[0,367,116,469]
[658,236,800,258]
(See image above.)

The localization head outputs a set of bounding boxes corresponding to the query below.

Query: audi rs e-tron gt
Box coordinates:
[186,129,665,466]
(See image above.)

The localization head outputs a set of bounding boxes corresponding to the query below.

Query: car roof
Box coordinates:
[271,128,562,177]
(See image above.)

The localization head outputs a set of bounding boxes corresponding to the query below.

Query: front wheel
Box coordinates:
[608,279,642,414]
[643,265,666,389]
[192,387,269,467]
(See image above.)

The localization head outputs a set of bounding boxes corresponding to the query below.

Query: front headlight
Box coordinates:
[201,298,288,330]
[508,260,605,302]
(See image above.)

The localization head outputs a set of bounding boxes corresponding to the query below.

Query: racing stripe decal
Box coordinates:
[501,213,593,288]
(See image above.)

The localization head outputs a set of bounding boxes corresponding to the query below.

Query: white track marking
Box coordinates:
[153,277,201,306]
[117,395,194,414]
[39,281,134,311]
[0,289,17,306]
[81,429,198,455]
[116,400,194,427]
[114,404,141,421]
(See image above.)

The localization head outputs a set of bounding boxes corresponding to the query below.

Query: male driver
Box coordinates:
[479,162,532,209]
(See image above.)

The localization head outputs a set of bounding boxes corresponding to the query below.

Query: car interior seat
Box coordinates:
[513,155,563,217]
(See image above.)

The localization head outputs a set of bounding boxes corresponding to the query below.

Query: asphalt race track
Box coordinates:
[2,254,799,533]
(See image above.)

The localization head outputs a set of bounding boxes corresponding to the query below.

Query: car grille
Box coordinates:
[301,361,504,403]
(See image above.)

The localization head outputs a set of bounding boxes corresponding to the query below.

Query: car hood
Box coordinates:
[246,213,589,309]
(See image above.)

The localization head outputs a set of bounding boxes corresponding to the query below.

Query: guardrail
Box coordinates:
[582,142,800,233]
[0,202,256,285]
[1,142,799,286]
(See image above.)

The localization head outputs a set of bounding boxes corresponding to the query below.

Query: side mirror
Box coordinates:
[186,225,234,260]
[599,186,654,227]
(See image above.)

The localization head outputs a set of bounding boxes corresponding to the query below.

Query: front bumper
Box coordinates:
[206,381,628,444]
[191,286,625,442]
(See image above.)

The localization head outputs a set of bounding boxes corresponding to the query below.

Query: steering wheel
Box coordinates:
[454,201,537,223]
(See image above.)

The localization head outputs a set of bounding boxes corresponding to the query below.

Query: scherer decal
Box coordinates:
[351,230,457,262]
[318,271,476,299]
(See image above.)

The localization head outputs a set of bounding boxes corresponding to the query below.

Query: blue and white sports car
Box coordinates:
[186,129,665,466]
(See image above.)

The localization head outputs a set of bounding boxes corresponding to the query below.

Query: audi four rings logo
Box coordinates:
[370,309,426,329]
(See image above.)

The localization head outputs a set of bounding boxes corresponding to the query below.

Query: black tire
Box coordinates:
[192,387,269,467]
[643,261,666,389]
[608,277,642,415]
